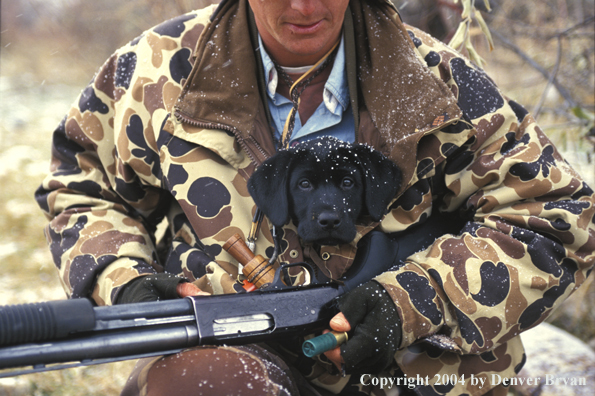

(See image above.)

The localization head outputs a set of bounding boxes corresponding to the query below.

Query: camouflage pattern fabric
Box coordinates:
[35,0,594,395]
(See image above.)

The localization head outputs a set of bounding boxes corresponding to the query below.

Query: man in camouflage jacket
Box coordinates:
[35,0,595,395]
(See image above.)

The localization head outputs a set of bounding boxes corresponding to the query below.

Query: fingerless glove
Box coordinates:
[337,280,401,374]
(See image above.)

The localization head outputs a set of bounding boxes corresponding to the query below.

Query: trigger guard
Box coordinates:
[266,262,332,290]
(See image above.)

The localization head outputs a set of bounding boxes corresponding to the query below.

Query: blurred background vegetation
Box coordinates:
[0,0,593,395]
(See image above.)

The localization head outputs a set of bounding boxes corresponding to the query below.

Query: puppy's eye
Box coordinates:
[342,177,354,189]
[298,179,311,190]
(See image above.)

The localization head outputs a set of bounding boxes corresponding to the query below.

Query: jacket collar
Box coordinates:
[174,0,462,189]
[347,0,462,192]
[175,0,262,139]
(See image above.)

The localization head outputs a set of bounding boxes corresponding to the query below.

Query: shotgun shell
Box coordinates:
[302,331,348,358]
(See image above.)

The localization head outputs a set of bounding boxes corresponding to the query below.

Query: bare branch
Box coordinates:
[533,35,563,119]
[553,15,595,39]
[491,29,577,108]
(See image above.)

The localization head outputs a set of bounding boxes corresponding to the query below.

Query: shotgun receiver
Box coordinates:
[0,213,461,378]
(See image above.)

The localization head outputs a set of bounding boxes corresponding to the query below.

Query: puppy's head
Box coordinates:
[248,137,401,245]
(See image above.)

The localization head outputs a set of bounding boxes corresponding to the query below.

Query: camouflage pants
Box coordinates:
[119,344,383,396]
[119,344,508,396]
[120,345,303,396]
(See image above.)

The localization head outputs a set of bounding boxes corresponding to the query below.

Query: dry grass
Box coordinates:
[0,75,138,395]
[0,363,137,396]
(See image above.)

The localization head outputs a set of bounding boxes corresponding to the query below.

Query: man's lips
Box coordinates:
[286,20,324,34]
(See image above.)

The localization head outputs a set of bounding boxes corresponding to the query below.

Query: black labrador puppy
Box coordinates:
[248,137,401,245]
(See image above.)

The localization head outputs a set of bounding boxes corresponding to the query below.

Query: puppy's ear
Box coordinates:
[247,151,294,227]
[354,146,402,221]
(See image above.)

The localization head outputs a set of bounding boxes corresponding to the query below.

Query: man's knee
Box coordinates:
[123,345,299,396]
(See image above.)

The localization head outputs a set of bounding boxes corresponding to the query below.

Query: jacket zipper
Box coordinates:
[174,108,269,166]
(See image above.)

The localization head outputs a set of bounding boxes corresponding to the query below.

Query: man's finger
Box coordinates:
[177,282,210,297]
[329,312,351,332]
[323,345,343,370]
[323,313,350,371]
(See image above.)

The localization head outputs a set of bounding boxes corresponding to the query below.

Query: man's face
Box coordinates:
[248,0,349,67]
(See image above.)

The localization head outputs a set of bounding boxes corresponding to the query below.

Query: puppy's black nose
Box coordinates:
[318,212,341,230]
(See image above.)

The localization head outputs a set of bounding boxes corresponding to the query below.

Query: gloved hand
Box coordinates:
[327,281,402,374]
[116,273,189,304]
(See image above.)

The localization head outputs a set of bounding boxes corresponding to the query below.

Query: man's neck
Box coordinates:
[259,35,342,68]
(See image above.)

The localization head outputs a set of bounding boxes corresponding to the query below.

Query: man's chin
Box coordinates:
[276,31,340,65]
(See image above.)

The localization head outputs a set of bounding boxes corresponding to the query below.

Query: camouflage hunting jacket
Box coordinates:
[36,0,595,395]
